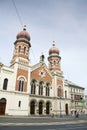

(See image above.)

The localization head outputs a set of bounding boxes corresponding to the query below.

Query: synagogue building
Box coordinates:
[0,26,86,116]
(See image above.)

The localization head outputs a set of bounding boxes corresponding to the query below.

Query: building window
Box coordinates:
[79,89,80,93]
[54,60,56,65]
[58,86,62,97]
[74,95,82,100]
[18,101,21,107]
[46,83,50,96]
[73,88,75,93]
[76,88,78,93]
[31,79,36,94]
[71,94,73,100]
[65,90,67,99]
[39,81,43,95]
[18,46,21,53]
[3,78,8,90]
[71,88,72,92]
[18,78,25,92]
[24,47,26,54]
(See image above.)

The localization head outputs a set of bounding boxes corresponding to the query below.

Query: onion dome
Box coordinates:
[49,42,60,55]
[16,25,30,41]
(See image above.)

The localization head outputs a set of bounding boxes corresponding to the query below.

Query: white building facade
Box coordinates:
[0,26,86,116]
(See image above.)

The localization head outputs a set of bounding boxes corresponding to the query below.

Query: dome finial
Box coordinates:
[49,41,60,55]
[52,41,55,46]
[16,25,31,41]
[23,25,26,31]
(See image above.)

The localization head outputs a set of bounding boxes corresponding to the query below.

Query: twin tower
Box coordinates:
[11,25,62,72]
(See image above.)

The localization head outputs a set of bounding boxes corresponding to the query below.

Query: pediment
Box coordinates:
[31,63,52,82]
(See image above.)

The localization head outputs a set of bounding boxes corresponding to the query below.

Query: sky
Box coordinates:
[0,0,87,94]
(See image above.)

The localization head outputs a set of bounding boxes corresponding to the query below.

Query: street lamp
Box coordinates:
[58,86,62,117]
[59,96,62,117]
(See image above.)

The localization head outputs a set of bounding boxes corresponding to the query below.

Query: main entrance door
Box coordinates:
[0,98,6,115]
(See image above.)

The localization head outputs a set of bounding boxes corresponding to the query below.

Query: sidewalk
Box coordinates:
[0,115,87,126]
[0,114,87,120]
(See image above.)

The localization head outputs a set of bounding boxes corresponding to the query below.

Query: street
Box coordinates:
[0,122,87,130]
[0,116,87,130]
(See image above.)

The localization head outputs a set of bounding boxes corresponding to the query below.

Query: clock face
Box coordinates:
[39,69,46,78]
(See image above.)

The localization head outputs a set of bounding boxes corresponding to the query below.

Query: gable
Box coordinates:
[31,66,52,83]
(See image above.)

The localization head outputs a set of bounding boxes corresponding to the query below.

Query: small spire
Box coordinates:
[52,41,55,46]
[40,52,45,62]
[23,25,26,31]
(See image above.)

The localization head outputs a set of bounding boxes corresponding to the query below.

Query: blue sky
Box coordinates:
[0,0,87,93]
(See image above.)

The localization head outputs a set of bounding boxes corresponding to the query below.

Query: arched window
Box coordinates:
[18,78,25,92]
[3,78,8,90]
[18,46,21,53]
[46,83,50,96]
[31,79,36,94]
[65,90,67,99]
[39,81,43,95]
[58,86,62,97]
[18,101,21,107]
[24,47,26,54]
[54,60,56,65]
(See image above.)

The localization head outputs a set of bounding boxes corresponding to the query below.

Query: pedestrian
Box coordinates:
[75,112,79,118]
[51,113,54,118]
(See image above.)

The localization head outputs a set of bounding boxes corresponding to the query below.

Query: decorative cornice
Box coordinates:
[29,94,54,99]
[14,39,31,47]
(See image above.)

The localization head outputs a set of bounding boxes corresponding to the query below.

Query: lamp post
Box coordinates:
[59,87,62,117]
[59,96,62,117]
[58,86,62,117]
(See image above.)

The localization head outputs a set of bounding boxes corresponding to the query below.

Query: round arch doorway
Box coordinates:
[30,100,35,115]
[65,103,69,115]
[39,101,43,115]
[0,98,6,115]
[46,102,50,114]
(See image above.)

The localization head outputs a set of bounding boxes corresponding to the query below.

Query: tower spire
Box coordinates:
[23,25,26,31]
[52,41,55,46]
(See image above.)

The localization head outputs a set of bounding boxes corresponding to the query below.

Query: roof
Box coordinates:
[64,79,85,90]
